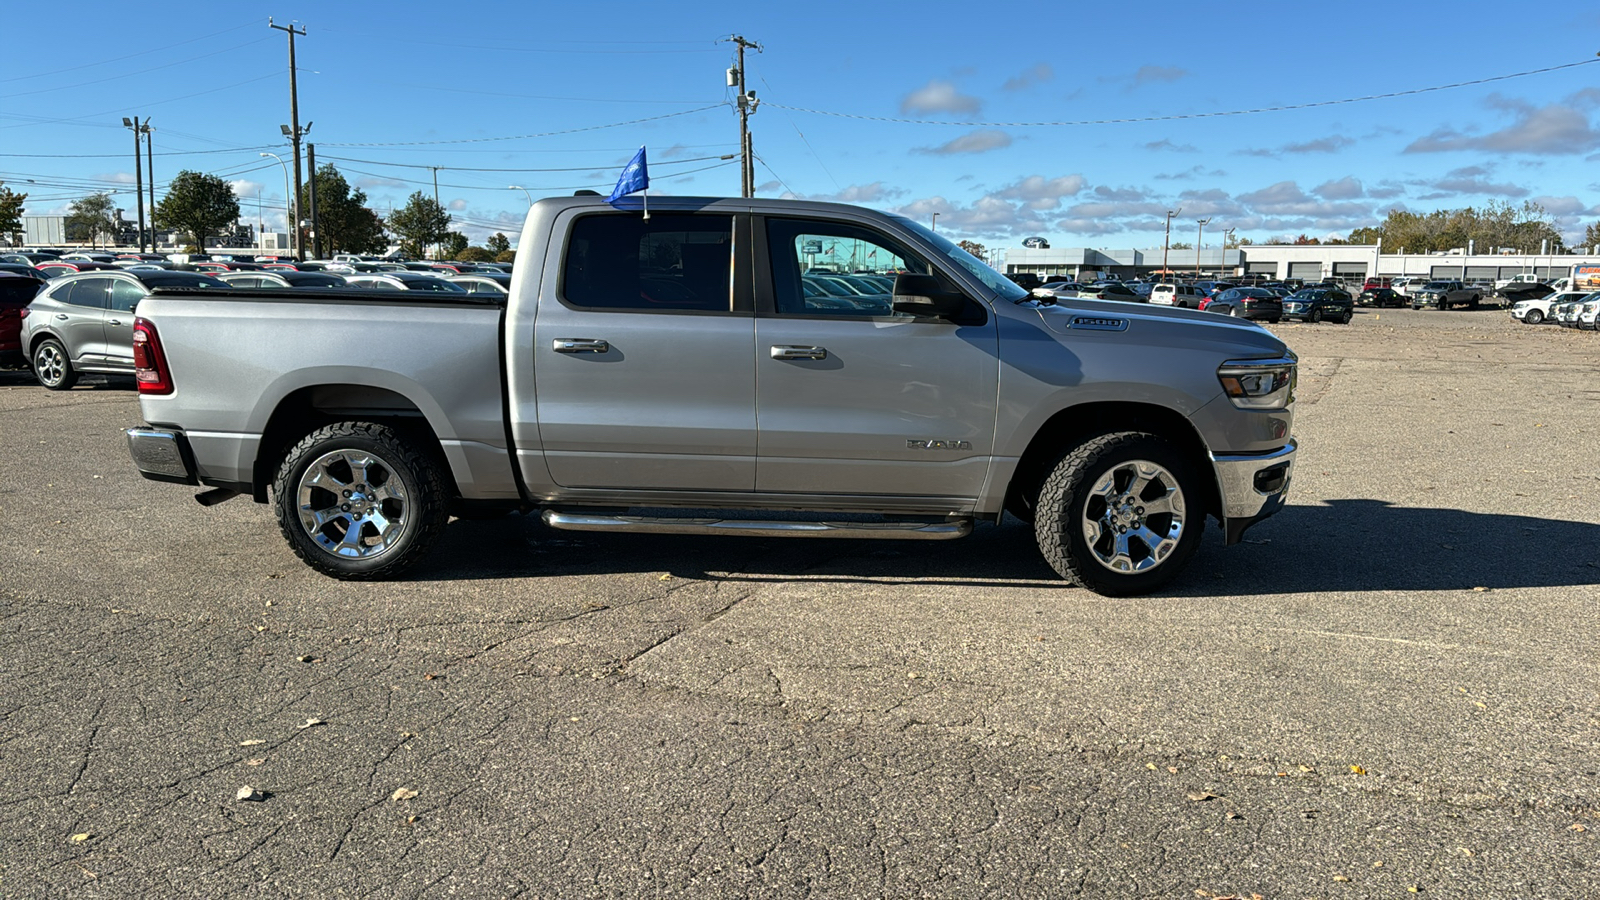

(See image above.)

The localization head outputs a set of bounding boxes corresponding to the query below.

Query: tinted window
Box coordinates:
[63,278,112,309]
[0,279,41,306]
[767,218,931,317]
[561,213,734,312]
[402,278,468,293]
[109,280,145,312]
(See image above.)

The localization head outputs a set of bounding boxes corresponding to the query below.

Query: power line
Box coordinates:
[314,153,735,173]
[767,57,1600,127]
[319,104,725,147]
[337,159,736,194]
[6,37,274,99]
[0,73,281,131]
[0,146,278,160]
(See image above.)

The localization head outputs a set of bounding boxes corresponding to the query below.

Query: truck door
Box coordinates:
[531,211,757,491]
[752,216,998,502]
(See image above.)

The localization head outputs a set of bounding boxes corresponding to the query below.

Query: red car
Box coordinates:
[1,272,45,367]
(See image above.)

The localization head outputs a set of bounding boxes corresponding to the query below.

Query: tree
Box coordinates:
[0,182,25,244]
[495,250,516,264]
[1169,242,1192,250]
[436,232,469,260]
[153,171,239,253]
[1292,234,1321,245]
[457,245,494,262]
[486,232,511,254]
[1582,221,1600,251]
[68,193,119,248]
[1343,201,1563,254]
[300,165,388,255]
[957,239,987,259]
[387,191,452,258]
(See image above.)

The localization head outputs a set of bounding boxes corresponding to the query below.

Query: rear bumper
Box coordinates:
[1212,439,1296,544]
[126,427,198,485]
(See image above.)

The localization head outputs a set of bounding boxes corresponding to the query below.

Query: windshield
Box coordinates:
[889,215,1029,302]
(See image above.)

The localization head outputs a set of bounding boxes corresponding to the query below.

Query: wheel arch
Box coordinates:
[253,384,452,503]
[1004,401,1221,524]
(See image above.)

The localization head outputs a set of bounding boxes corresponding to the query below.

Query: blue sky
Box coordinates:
[5,1,1600,251]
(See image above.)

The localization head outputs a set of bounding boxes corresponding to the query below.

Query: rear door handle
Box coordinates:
[552,338,609,353]
[770,345,827,360]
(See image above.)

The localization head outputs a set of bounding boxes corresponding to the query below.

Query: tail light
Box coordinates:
[18,308,28,319]
[132,317,173,395]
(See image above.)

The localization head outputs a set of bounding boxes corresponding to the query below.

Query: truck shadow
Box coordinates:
[419,498,1599,595]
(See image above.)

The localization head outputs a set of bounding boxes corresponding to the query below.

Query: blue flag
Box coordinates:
[607,146,649,203]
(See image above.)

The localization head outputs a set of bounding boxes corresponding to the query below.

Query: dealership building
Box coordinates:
[1002,242,1600,284]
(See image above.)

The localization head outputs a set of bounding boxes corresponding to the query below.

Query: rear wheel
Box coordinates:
[32,338,77,391]
[1034,432,1204,596]
[273,422,450,579]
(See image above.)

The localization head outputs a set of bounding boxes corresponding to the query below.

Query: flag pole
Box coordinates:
[643,189,649,221]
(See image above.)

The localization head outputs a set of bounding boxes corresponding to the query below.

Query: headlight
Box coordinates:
[1218,355,1297,410]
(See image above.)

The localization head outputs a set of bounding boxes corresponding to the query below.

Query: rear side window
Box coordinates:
[61,278,112,309]
[561,213,734,312]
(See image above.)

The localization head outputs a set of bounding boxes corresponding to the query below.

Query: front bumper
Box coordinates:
[126,427,198,485]
[1212,439,1296,544]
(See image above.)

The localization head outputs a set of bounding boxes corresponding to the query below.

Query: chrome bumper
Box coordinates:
[126,427,197,485]
[1212,438,1296,545]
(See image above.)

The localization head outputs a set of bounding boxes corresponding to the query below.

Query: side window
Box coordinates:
[765,218,930,317]
[109,280,144,312]
[560,213,734,313]
[63,278,111,310]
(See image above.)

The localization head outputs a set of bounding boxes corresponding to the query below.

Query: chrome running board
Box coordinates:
[541,510,972,540]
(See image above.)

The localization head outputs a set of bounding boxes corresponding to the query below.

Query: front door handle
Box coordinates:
[55,314,69,320]
[552,338,609,353]
[108,319,123,326]
[770,345,828,360]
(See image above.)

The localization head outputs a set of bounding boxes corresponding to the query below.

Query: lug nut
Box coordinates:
[341,503,350,512]
[1136,506,1144,515]
[342,490,351,497]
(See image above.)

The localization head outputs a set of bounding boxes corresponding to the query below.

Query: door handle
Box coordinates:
[552,338,609,353]
[770,345,827,360]
[108,319,123,326]
[55,314,69,320]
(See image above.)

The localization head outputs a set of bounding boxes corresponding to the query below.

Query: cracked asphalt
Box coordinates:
[1,306,1596,898]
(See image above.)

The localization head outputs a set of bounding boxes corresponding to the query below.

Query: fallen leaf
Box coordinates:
[240,739,266,747]
[1275,771,1288,777]
[296,655,318,663]
[299,718,324,730]
[390,787,418,802]
[1458,847,1474,856]
[1350,765,1367,775]
[1333,874,1351,882]
[246,758,265,766]
[1298,764,1315,773]
[1408,887,1420,893]
[69,833,90,843]
[1571,823,1587,832]
[658,574,673,580]
[405,815,419,825]
[1373,861,1384,867]
[1167,766,1179,774]
[1474,701,1487,709]
[1146,762,1157,770]
[235,786,265,802]
[1186,791,1219,802]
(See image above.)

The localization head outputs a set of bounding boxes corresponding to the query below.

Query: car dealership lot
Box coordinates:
[1,307,1596,897]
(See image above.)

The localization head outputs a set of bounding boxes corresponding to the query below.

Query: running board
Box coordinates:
[541,510,972,540]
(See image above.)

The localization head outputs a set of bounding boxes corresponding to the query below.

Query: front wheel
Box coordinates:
[1525,309,1543,325]
[1034,432,1205,596]
[273,422,450,579]
[33,338,77,391]
[1309,307,1322,323]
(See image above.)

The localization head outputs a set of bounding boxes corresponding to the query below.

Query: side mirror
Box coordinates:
[892,273,967,319]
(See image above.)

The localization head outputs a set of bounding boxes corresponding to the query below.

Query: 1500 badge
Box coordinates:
[907,439,972,450]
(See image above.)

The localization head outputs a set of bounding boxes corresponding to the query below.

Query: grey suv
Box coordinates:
[22,270,225,389]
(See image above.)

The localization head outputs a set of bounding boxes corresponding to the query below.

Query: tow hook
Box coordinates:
[195,488,241,507]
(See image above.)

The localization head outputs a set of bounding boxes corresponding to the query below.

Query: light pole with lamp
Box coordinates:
[1195,218,1212,281]
[121,117,147,252]
[1162,207,1181,281]
[508,185,533,206]
[1221,227,1235,278]
[931,212,940,232]
[260,152,292,257]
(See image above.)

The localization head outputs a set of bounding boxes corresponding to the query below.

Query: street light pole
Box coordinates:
[143,122,155,249]
[260,152,291,256]
[1195,218,1212,281]
[1221,227,1236,277]
[122,117,146,252]
[508,185,534,206]
[1162,207,1181,281]
[931,212,940,232]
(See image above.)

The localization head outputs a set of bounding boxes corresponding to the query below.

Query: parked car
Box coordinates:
[1193,281,1237,298]
[1410,280,1481,310]
[1,252,59,266]
[1552,294,1587,328]
[444,273,512,296]
[1578,294,1600,330]
[1356,287,1402,308]
[61,251,117,263]
[1148,282,1207,309]
[0,262,50,286]
[342,273,469,293]
[216,271,349,289]
[1389,276,1425,296]
[1362,276,1392,291]
[1205,287,1283,322]
[1086,282,1145,302]
[35,260,122,278]
[1282,287,1355,323]
[21,269,227,389]
[1512,290,1581,325]
[1,272,46,367]
[1499,282,1555,305]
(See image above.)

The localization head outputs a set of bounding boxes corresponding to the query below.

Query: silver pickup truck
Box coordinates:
[126,195,1297,595]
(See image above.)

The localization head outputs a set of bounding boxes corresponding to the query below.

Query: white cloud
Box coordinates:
[900,80,982,116]
[1405,92,1600,155]
[914,129,1013,155]
[1313,177,1365,200]
[1002,63,1052,91]
[448,198,468,211]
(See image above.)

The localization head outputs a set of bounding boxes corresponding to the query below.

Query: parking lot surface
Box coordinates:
[1,307,1596,898]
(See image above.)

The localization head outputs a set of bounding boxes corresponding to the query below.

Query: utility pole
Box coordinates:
[1195,218,1211,281]
[430,166,441,260]
[269,17,308,260]
[122,117,146,252]
[142,122,155,250]
[1162,207,1181,281]
[723,35,761,198]
[307,143,321,259]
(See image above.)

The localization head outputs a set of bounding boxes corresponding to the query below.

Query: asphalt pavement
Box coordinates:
[1,306,1596,898]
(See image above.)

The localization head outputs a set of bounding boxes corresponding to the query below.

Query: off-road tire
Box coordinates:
[1034,431,1205,596]
[273,421,449,579]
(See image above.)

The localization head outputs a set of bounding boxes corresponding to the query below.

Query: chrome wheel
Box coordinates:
[34,341,70,388]
[1079,459,1186,574]
[295,449,409,559]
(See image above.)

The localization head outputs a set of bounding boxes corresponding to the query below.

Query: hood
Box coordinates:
[1030,298,1290,358]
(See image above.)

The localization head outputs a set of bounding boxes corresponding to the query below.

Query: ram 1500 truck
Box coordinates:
[125,196,1297,596]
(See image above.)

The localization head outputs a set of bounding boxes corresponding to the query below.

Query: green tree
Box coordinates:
[436,232,469,260]
[457,245,494,262]
[1169,242,1192,250]
[0,182,26,242]
[486,232,511,254]
[495,249,516,264]
[300,165,388,255]
[957,239,987,259]
[1585,221,1600,251]
[1346,201,1564,254]
[387,191,452,258]
[68,192,119,248]
[153,171,239,253]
